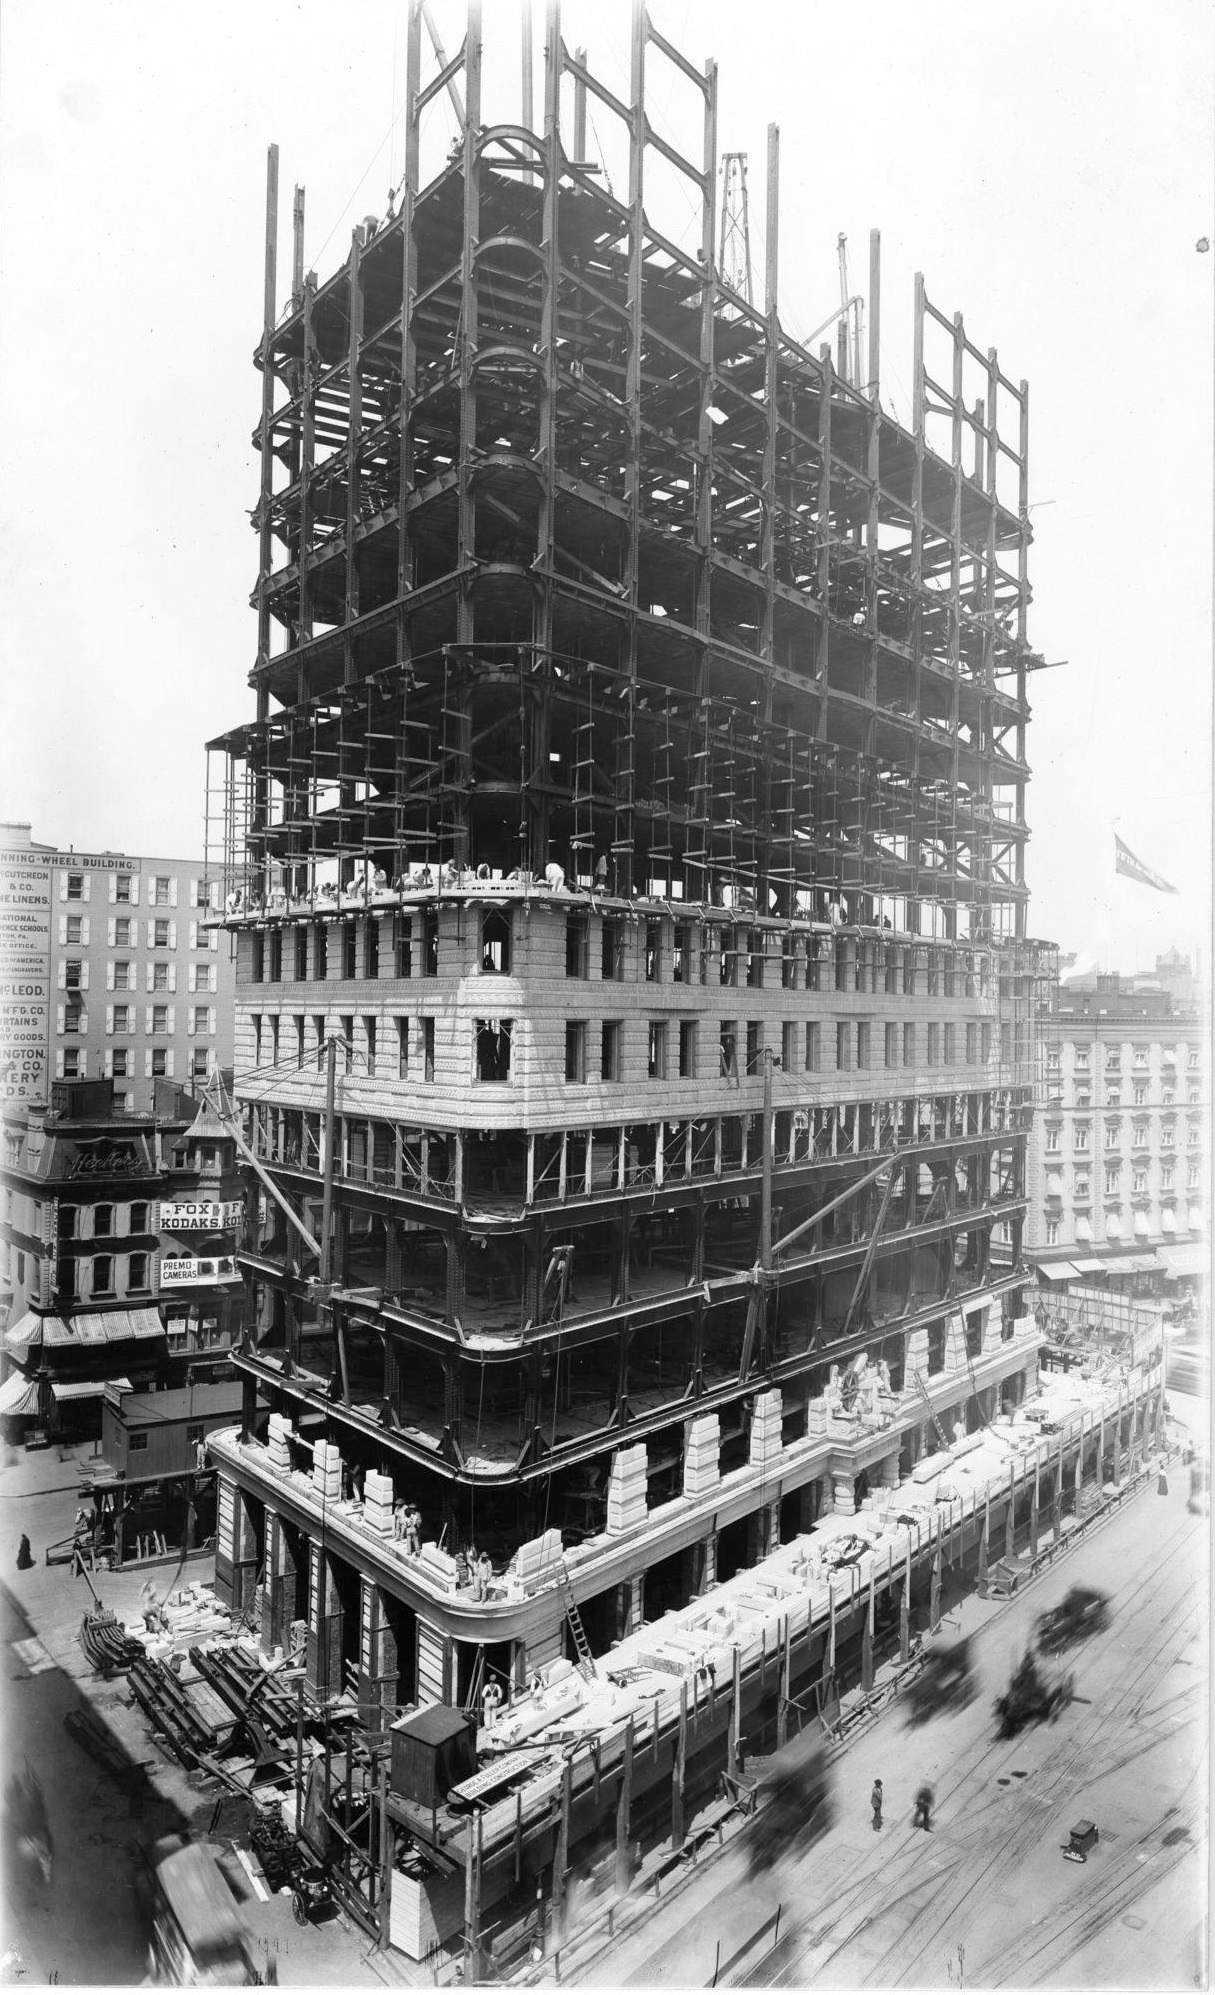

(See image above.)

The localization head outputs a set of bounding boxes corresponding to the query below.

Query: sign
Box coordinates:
[160,1254,239,1286]
[160,1200,243,1231]
[0,848,51,1104]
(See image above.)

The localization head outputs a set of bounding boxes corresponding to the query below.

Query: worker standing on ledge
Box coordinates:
[870,1778,883,1831]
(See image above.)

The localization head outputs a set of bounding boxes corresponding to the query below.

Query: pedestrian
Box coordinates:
[16,1534,32,1571]
[870,1778,883,1831]
[913,1783,934,1831]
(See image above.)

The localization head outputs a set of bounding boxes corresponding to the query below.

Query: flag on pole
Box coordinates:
[1115,834,1177,895]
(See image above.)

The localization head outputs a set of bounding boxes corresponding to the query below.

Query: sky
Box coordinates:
[1,0,1210,976]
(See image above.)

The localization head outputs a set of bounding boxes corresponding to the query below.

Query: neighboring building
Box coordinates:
[0,822,236,1115]
[1027,970,1207,1298]
[0,1078,245,1436]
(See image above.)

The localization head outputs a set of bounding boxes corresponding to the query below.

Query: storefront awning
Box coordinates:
[1124,1253,1165,1274]
[0,1371,40,1416]
[1035,1261,1083,1282]
[69,1309,164,1344]
[1072,1257,1108,1275]
[3,1313,74,1354]
[1159,1243,1210,1280]
[51,1377,131,1403]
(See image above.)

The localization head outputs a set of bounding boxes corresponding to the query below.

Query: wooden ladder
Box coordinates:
[557,1561,597,1680]
[911,1368,951,1452]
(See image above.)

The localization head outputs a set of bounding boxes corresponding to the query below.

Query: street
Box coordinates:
[566,1446,1208,1990]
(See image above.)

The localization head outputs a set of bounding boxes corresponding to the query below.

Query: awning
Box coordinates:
[0,1371,39,1416]
[69,1309,164,1345]
[1035,1260,1083,1282]
[3,1313,73,1354]
[1159,1243,1210,1280]
[1072,1257,1108,1274]
[51,1377,132,1403]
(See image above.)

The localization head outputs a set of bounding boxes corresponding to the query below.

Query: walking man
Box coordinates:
[870,1778,883,1831]
[913,1783,934,1831]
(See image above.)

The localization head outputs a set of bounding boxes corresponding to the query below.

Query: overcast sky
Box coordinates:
[1,0,1210,975]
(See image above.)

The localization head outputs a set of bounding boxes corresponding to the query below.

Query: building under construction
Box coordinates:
[193,0,1157,1963]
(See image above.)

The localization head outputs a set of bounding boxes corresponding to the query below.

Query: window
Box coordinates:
[1133,1169,1148,1196]
[480,911,510,975]
[782,1022,797,1073]
[1132,1046,1148,1070]
[476,1018,512,1082]
[364,1017,377,1077]
[885,1023,899,1067]
[981,1023,992,1064]
[341,1015,354,1075]
[805,1021,821,1071]
[66,914,83,944]
[903,1023,916,1064]
[128,1252,149,1291]
[115,873,132,904]
[191,1048,208,1080]
[92,1254,114,1296]
[396,1017,409,1077]
[128,1432,149,1453]
[313,1014,326,1070]
[746,1022,763,1075]
[151,1004,169,1033]
[422,1017,435,1082]
[1107,1089,1121,1107]
[1105,1121,1121,1150]
[601,920,623,980]
[1074,1048,1090,1072]
[645,921,662,983]
[943,1023,956,1064]
[113,960,131,991]
[1132,1123,1149,1149]
[151,1048,168,1077]
[1162,1087,1175,1107]
[1045,1124,1061,1153]
[294,928,308,980]
[1161,1166,1174,1192]
[648,1020,668,1079]
[1074,1124,1089,1152]
[193,962,217,994]
[114,917,132,947]
[1133,1086,1146,1107]
[66,872,84,901]
[422,907,438,977]
[565,1020,587,1082]
[294,1014,306,1068]
[112,1048,130,1078]
[153,875,173,907]
[151,961,170,992]
[1104,1169,1120,1197]
[1074,1177,1090,1202]
[746,931,763,989]
[153,919,171,948]
[1188,1162,1201,1190]
[680,1020,699,1079]
[857,1022,871,1070]
[63,1049,81,1079]
[1161,1122,1175,1148]
[94,1205,114,1238]
[926,1023,940,1065]
[194,879,212,909]
[1045,1219,1059,1246]
[314,925,328,980]
[65,959,82,990]
[673,924,688,984]
[601,1020,622,1082]
[566,914,589,977]
[720,1023,737,1079]
[64,1004,83,1033]
[343,924,357,979]
[268,930,282,981]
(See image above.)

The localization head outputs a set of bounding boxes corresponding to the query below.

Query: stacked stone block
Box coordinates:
[683,1414,720,1499]
[606,1444,648,1535]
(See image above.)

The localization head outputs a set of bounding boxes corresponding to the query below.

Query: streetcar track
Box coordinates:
[760,1503,1206,1989]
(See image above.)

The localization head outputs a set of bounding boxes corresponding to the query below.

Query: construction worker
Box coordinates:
[870,1778,883,1831]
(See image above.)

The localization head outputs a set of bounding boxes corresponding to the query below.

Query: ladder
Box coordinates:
[557,1561,597,1680]
[911,1369,951,1452]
